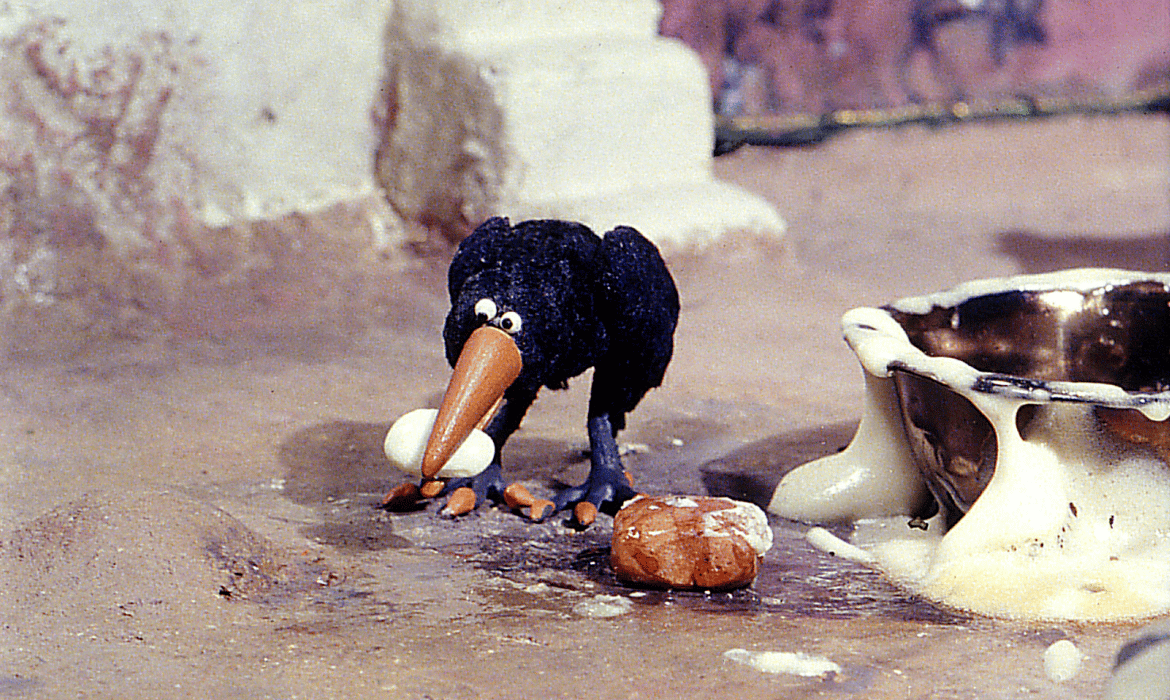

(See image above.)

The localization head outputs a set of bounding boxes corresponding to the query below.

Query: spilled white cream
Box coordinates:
[769,371,929,522]
[771,269,1170,621]
[700,500,774,557]
[805,526,875,564]
[572,594,634,618]
[1043,640,1084,683]
[723,648,841,677]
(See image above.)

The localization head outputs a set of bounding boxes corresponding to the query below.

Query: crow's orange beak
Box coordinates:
[421,326,522,479]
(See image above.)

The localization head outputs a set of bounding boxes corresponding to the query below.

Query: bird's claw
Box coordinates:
[381,480,446,511]
[573,502,598,527]
[382,479,484,517]
[420,479,446,498]
[503,482,534,509]
[382,482,422,510]
[384,466,637,527]
[383,478,484,517]
[553,470,638,526]
[382,464,507,517]
[442,486,477,516]
[503,483,555,521]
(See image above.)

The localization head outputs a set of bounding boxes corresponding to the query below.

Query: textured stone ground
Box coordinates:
[2,113,1168,699]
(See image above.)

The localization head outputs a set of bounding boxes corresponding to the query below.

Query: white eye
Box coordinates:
[474,298,497,323]
[498,310,522,335]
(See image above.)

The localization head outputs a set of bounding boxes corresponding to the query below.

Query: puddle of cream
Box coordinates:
[853,402,1170,620]
[768,371,928,522]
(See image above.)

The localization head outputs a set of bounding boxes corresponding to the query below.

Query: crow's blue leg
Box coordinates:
[552,413,638,524]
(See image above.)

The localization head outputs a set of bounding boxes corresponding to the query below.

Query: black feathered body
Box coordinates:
[444,218,679,430]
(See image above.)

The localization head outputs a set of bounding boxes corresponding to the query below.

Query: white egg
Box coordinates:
[383,408,494,479]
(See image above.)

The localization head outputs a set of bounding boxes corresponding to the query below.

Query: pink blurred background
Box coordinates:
[659,0,1170,116]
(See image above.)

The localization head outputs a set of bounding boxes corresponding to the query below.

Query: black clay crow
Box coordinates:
[387,217,679,526]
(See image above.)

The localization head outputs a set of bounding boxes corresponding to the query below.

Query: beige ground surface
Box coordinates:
[2,113,1168,699]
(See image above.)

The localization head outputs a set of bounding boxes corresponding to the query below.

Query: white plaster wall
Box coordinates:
[0,0,407,351]
[0,0,783,348]
[381,0,785,246]
[1,0,783,257]
[0,0,397,241]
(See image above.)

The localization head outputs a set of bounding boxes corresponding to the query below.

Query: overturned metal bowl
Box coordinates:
[770,268,1170,620]
[855,269,1170,527]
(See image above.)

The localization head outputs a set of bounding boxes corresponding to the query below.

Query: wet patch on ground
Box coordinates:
[288,477,971,629]
[253,409,976,627]
[279,421,399,505]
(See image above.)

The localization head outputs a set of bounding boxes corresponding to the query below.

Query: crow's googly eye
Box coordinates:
[474,298,497,323]
[498,311,522,335]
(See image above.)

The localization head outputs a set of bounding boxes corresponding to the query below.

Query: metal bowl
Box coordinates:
[856,269,1170,527]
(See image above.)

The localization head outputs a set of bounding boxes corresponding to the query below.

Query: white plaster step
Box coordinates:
[498,179,786,249]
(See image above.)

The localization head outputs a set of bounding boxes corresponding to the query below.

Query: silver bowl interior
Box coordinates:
[888,280,1170,390]
[883,280,1170,527]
